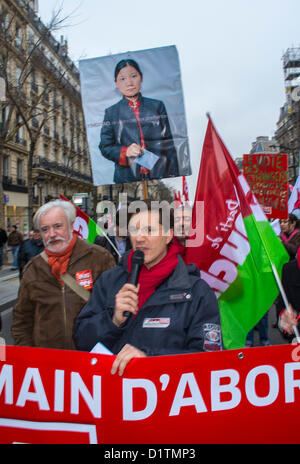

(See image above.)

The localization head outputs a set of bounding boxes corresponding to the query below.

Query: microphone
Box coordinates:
[123,250,144,318]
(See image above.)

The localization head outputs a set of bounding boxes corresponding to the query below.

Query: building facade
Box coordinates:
[275,47,300,185]
[0,0,94,234]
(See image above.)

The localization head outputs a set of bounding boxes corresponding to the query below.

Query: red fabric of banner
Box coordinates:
[0,344,299,444]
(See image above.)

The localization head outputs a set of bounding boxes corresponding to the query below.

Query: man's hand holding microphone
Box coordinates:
[111,250,146,376]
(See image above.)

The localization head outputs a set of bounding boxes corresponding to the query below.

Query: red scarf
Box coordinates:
[297,248,300,271]
[280,228,299,243]
[45,234,77,285]
[127,241,184,312]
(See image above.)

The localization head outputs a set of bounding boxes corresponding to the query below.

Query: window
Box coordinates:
[17,159,24,181]
[15,66,22,87]
[3,155,10,176]
[15,24,22,50]
[44,143,50,160]
[15,114,24,144]
[44,183,49,197]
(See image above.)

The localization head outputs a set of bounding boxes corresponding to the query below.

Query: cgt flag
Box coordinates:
[185,116,289,350]
[59,194,103,244]
[182,175,189,203]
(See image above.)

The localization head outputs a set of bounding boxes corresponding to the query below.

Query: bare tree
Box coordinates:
[0,3,78,228]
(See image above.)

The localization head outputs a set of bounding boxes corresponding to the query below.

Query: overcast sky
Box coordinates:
[39,0,300,200]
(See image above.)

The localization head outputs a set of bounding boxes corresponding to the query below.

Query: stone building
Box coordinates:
[275,47,300,184]
[0,0,94,234]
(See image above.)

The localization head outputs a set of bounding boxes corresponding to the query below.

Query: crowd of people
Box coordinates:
[1,199,299,375]
[0,224,44,275]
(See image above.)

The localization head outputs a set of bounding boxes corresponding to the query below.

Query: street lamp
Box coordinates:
[36,174,45,206]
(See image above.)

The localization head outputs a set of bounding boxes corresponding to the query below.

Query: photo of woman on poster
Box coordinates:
[99,59,179,183]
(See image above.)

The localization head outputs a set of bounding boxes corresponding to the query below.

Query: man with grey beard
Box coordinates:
[12,200,115,349]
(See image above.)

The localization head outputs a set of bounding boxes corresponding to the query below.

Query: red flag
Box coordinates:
[59,194,101,243]
[182,176,189,203]
[184,116,288,349]
[177,190,182,205]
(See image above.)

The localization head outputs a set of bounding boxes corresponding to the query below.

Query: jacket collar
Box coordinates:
[121,93,143,107]
[68,237,94,267]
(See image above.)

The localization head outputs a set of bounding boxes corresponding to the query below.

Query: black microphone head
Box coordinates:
[132,249,144,266]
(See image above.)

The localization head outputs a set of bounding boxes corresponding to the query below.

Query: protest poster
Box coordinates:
[243,153,288,219]
[79,45,191,186]
[0,344,299,444]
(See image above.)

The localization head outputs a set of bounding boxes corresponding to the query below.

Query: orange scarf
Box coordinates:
[45,234,77,285]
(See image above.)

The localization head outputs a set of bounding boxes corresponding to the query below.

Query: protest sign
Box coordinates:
[243,153,288,219]
[79,45,191,186]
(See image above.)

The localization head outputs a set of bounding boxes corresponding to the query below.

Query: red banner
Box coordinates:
[0,344,300,444]
[243,153,288,219]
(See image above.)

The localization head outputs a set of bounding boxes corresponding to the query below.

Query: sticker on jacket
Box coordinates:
[203,323,222,351]
[75,270,93,290]
[143,318,170,328]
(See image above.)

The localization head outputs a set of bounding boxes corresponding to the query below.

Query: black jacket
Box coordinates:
[94,235,131,264]
[0,228,7,247]
[74,254,222,356]
[99,95,179,183]
[18,238,44,277]
[277,259,300,315]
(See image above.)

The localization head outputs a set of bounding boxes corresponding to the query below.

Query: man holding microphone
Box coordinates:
[75,199,222,375]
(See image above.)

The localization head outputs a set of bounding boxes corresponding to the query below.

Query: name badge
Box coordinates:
[143,318,170,328]
[75,270,93,290]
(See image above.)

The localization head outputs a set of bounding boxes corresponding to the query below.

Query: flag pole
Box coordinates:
[210,117,297,342]
[271,263,300,342]
[142,181,148,200]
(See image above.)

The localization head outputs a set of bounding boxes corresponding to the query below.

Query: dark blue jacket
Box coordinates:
[18,238,44,277]
[99,95,179,183]
[74,253,222,355]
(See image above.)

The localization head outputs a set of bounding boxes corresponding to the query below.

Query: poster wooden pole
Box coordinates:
[142,181,148,200]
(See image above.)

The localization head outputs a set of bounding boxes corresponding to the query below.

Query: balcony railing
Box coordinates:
[32,156,93,183]
[3,175,12,184]
[17,178,26,186]
[14,135,27,147]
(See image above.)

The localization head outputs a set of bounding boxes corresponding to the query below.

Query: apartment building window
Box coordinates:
[70,127,74,150]
[1,9,10,32]
[62,95,66,115]
[44,183,49,198]
[0,105,6,133]
[15,114,24,145]
[31,70,37,93]
[53,88,58,108]
[43,143,50,160]
[15,65,22,87]
[62,122,67,145]
[63,152,69,170]
[53,116,58,140]
[15,24,23,51]
[43,78,49,101]
[3,155,10,177]
[17,159,24,185]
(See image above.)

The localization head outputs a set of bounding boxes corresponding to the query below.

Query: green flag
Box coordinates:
[185,117,289,350]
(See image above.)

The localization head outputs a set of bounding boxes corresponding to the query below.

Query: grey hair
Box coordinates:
[33,200,76,230]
